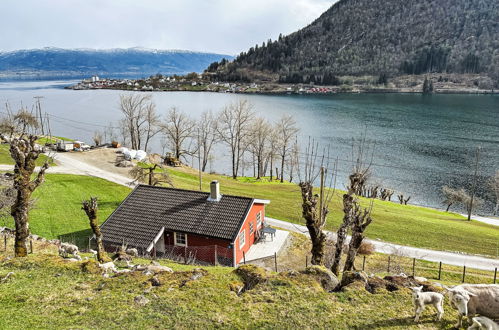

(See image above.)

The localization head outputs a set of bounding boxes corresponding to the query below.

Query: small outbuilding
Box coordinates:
[101,181,270,266]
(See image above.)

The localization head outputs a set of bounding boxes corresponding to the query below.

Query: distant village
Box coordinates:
[66,74,343,95]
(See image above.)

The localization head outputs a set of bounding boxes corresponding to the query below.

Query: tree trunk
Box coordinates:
[12,188,31,257]
[299,182,326,265]
[445,203,452,212]
[331,194,354,276]
[343,231,363,273]
[280,153,285,183]
[82,197,109,263]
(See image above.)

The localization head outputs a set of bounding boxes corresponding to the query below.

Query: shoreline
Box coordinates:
[64,84,499,96]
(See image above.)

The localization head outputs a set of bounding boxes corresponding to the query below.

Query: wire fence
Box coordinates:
[152,244,234,267]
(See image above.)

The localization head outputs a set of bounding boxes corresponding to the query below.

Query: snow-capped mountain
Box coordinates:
[0,47,233,79]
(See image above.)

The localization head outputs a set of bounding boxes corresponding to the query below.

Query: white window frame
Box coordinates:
[239,230,246,249]
[174,232,187,247]
[256,211,262,228]
[249,221,254,235]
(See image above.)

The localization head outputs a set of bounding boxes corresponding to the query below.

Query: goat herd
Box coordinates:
[411,284,499,329]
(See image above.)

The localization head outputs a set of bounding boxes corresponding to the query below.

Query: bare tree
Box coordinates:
[196,111,218,172]
[216,100,255,179]
[264,126,279,180]
[342,199,373,275]
[13,109,39,135]
[129,155,174,187]
[442,186,467,212]
[82,197,109,263]
[0,105,16,139]
[93,131,103,146]
[287,138,299,183]
[249,117,271,179]
[491,171,499,215]
[162,107,195,161]
[297,139,336,265]
[118,94,156,150]
[143,102,161,152]
[0,133,49,257]
[331,137,374,276]
[276,114,299,183]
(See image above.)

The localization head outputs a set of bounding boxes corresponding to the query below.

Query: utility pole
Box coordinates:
[33,96,45,136]
[468,147,481,221]
[319,166,325,223]
[198,128,202,191]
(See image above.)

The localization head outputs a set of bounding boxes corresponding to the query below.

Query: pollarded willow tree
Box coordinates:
[331,137,375,276]
[297,139,336,265]
[0,133,49,257]
[82,197,110,263]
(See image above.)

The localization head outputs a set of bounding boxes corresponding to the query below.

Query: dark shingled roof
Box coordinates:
[101,185,254,249]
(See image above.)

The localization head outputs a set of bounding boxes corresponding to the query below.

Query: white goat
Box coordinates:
[447,284,499,328]
[411,286,444,322]
[126,248,139,257]
[58,242,81,260]
[468,316,499,330]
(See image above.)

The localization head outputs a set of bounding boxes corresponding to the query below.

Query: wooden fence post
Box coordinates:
[462,266,466,283]
[305,255,308,268]
[274,252,278,272]
[184,246,187,264]
[412,258,416,276]
[243,251,246,265]
[494,268,497,284]
[214,245,218,266]
[362,256,366,271]
[438,262,442,280]
[30,240,33,254]
[387,255,391,273]
[3,235,6,251]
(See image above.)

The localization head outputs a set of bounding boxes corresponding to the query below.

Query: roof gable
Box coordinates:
[101,185,254,248]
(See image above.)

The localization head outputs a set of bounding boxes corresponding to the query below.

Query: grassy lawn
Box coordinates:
[0,165,497,257]
[1,174,131,244]
[0,248,464,329]
[0,143,55,166]
[167,167,499,257]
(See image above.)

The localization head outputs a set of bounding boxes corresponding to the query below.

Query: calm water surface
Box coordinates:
[0,80,498,214]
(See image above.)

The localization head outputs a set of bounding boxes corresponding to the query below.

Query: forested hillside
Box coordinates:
[207,0,499,85]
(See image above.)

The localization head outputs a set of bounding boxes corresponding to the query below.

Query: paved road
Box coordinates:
[266,217,499,271]
[0,152,135,188]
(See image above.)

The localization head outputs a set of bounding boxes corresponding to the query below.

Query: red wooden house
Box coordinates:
[101,181,269,266]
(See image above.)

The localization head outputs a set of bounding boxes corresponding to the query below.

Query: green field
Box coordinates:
[0,165,497,257]
[1,174,131,244]
[0,143,55,166]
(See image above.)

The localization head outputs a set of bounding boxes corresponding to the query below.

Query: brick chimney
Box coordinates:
[208,180,221,202]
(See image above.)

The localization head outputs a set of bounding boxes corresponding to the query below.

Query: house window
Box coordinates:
[256,211,262,227]
[239,230,246,249]
[249,221,254,235]
[174,232,187,246]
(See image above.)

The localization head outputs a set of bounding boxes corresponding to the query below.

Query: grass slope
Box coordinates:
[0,144,55,166]
[0,249,464,330]
[167,167,499,257]
[1,174,131,243]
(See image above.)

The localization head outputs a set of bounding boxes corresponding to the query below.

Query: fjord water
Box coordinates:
[1,80,498,214]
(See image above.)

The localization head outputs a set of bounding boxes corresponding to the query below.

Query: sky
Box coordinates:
[1,0,335,55]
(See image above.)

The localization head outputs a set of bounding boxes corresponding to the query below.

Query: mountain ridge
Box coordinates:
[207,0,499,86]
[0,47,233,80]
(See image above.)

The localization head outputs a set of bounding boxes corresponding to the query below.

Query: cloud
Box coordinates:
[0,0,335,54]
